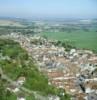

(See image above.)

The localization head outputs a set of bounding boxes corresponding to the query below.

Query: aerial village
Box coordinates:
[3,33,97,100]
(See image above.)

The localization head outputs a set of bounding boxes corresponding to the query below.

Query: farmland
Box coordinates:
[40,30,97,52]
[0,19,25,27]
[0,18,97,52]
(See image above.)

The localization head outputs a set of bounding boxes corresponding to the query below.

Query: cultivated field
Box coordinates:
[41,31,97,52]
[0,19,24,27]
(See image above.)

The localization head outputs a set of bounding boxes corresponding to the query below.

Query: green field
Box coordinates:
[40,31,97,52]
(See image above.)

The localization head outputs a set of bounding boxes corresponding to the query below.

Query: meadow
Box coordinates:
[41,30,97,52]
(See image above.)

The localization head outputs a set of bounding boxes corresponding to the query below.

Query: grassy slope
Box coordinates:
[0,39,70,100]
[41,31,97,52]
[0,39,55,94]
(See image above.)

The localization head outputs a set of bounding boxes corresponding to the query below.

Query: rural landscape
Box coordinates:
[0,0,97,100]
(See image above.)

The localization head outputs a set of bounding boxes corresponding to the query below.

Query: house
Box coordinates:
[87,93,97,100]
[85,87,94,93]
[70,49,76,55]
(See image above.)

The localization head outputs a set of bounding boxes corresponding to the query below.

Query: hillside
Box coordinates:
[0,39,70,100]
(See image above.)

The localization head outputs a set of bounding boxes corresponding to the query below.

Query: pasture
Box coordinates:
[40,30,97,52]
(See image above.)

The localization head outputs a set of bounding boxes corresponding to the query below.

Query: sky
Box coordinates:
[0,0,97,19]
